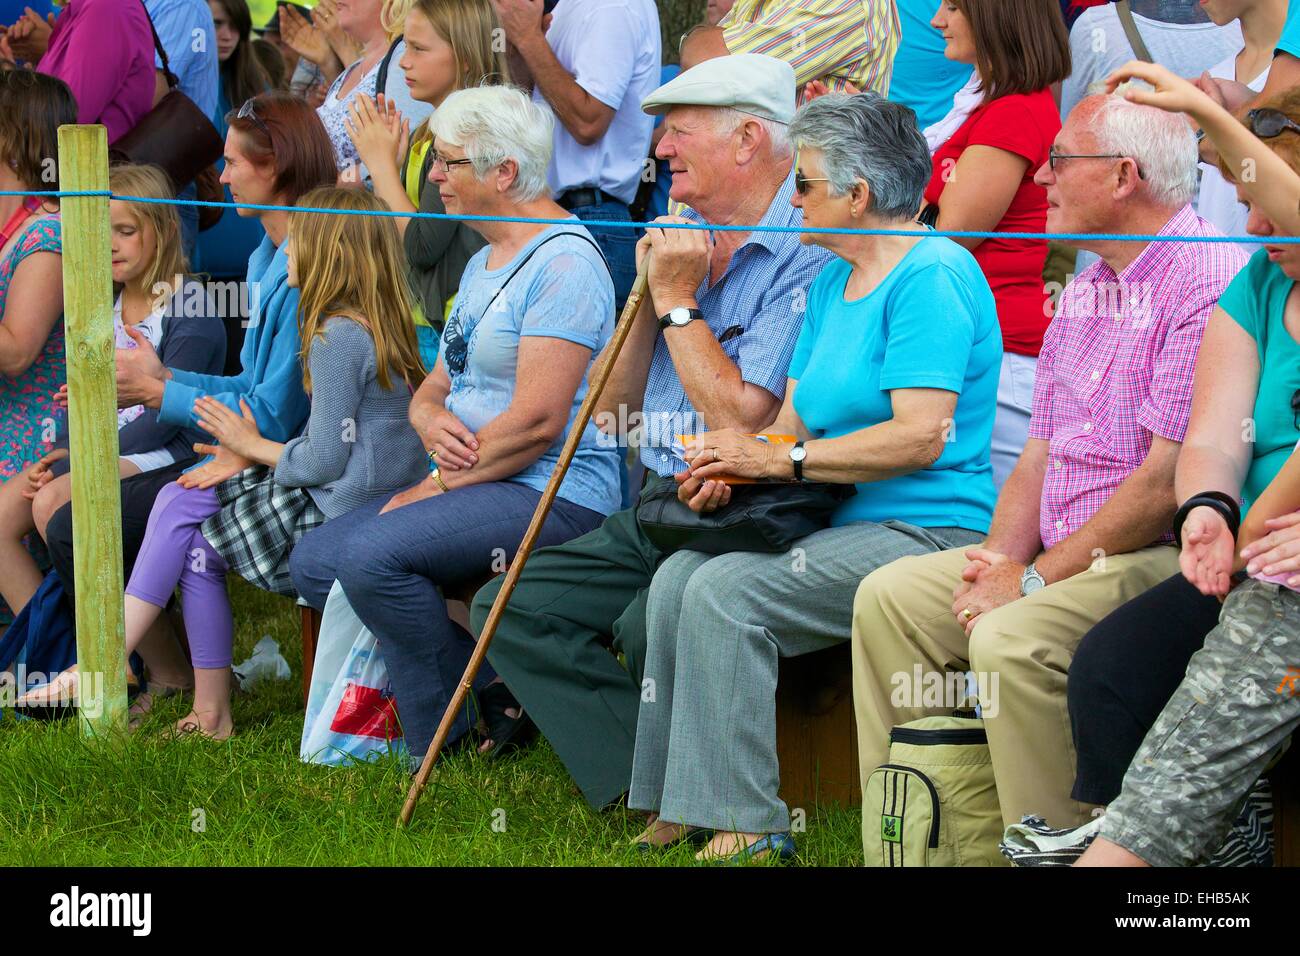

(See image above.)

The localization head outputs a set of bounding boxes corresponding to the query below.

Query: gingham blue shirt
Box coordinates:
[639,171,832,475]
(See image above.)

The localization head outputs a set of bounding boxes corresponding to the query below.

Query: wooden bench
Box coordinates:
[297,587,861,810]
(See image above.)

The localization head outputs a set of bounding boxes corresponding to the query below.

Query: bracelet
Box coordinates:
[1173,491,1241,547]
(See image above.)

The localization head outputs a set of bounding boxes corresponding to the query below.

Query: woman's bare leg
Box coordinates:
[0,472,44,616]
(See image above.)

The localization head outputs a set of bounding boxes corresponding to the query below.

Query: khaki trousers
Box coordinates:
[851,543,1181,840]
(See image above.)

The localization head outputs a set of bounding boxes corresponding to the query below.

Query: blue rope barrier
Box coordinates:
[3,188,1292,245]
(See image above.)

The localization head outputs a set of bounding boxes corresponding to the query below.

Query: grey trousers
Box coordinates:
[627,519,984,834]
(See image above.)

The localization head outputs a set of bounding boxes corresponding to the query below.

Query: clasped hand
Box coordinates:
[637,216,710,310]
[673,429,777,513]
[951,549,1026,636]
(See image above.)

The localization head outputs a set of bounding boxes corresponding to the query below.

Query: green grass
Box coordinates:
[0,579,861,866]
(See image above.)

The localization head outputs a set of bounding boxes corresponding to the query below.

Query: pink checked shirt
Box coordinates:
[1028,205,1247,550]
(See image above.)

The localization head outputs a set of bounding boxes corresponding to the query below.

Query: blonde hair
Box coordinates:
[406,0,510,149]
[109,163,188,298]
[288,187,426,393]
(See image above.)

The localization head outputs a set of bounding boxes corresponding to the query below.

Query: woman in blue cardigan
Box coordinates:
[32,92,336,708]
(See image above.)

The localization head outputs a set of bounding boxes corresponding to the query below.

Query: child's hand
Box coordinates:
[194,396,262,460]
[53,383,68,410]
[179,440,252,490]
[21,448,68,500]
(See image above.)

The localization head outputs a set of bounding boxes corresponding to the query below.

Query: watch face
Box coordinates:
[789,446,807,462]
[670,308,692,327]
[1022,572,1045,594]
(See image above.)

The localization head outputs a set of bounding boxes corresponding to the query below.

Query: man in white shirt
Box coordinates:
[1060,0,1243,121]
[495,0,661,311]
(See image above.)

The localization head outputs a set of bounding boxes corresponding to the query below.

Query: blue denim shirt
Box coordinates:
[637,171,833,476]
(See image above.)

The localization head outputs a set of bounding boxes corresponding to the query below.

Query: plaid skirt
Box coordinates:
[200,466,326,597]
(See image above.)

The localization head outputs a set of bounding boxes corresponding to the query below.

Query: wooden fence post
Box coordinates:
[57,125,126,739]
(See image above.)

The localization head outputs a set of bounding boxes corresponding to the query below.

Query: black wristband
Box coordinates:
[1173,491,1241,547]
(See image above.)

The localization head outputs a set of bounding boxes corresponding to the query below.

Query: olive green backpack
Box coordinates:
[864,710,1006,867]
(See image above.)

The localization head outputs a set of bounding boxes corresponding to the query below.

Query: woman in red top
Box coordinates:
[923,0,1070,488]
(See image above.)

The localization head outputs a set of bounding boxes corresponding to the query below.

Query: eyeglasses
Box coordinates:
[795,169,831,195]
[1249,108,1300,141]
[237,98,270,139]
[430,151,474,173]
[1048,145,1145,180]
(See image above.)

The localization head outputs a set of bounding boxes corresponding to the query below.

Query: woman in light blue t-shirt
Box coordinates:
[626,93,1002,863]
[289,86,619,765]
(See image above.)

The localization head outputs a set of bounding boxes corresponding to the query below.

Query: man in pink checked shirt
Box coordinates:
[848,88,1248,853]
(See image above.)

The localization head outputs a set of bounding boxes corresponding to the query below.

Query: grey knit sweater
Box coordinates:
[275,316,426,518]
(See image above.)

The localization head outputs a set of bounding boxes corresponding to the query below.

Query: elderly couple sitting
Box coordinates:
[299,52,1245,865]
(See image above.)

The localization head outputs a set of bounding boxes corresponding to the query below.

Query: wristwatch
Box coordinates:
[429,467,450,493]
[1019,562,1046,596]
[658,306,703,330]
[789,441,807,482]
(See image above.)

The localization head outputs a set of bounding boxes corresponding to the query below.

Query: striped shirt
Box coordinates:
[720,0,900,95]
[638,171,833,476]
[1028,204,1247,550]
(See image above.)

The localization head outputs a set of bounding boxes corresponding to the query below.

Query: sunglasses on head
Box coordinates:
[237,98,271,139]
[1249,108,1300,141]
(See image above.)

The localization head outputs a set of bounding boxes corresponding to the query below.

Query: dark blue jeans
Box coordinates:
[568,199,638,314]
[289,480,604,759]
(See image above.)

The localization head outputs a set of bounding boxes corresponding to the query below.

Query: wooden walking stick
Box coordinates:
[398,261,650,827]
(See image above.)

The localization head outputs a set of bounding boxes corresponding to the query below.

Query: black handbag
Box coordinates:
[109,0,224,191]
[636,479,856,556]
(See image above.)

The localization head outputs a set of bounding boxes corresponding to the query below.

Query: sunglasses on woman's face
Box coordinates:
[237,98,270,139]
[1249,108,1300,141]
[794,169,831,195]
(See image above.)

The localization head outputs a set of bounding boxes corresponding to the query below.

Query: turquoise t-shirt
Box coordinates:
[888,0,975,130]
[440,222,621,517]
[790,236,1001,531]
[1280,0,1300,57]
[1220,249,1300,515]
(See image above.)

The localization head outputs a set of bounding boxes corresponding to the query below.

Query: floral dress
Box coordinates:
[0,216,64,478]
[0,216,63,623]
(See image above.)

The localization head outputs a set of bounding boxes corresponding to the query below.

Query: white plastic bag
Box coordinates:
[232,636,291,689]
[300,582,408,767]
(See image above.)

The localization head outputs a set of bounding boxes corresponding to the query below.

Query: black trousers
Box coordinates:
[44,460,191,612]
[1068,572,1222,804]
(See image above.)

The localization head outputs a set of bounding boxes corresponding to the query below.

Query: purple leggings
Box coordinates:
[125,482,233,669]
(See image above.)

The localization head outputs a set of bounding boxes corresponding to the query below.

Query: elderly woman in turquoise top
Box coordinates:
[627,93,1003,863]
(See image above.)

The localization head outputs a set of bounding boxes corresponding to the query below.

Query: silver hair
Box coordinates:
[787,92,931,221]
[710,106,794,160]
[1083,81,1198,207]
[430,85,554,202]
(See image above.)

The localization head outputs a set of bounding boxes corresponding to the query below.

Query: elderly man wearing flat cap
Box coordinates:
[471,53,831,810]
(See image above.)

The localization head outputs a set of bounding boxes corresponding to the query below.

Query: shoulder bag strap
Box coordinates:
[376,34,404,99]
[1115,1,1154,64]
[139,0,180,89]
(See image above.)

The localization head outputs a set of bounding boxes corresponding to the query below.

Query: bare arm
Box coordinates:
[441,336,594,488]
[762,388,958,483]
[981,437,1048,564]
[932,146,1032,252]
[496,0,615,146]
[0,252,63,378]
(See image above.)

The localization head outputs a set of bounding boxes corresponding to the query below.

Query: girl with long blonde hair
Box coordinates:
[345,0,509,367]
[0,164,226,627]
[21,188,428,738]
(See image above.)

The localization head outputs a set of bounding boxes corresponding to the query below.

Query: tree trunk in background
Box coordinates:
[658,0,708,64]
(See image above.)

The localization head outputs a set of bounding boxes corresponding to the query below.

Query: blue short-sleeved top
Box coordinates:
[440,222,621,516]
[790,235,1001,530]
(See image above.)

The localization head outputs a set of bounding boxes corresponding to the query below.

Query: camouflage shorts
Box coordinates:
[1100,580,1300,866]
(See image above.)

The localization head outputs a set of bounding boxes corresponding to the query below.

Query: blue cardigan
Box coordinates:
[159,236,309,447]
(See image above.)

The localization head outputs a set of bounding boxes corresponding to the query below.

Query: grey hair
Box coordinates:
[430,85,554,202]
[788,92,931,221]
[710,106,794,160]
[1083,81,1198,207]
